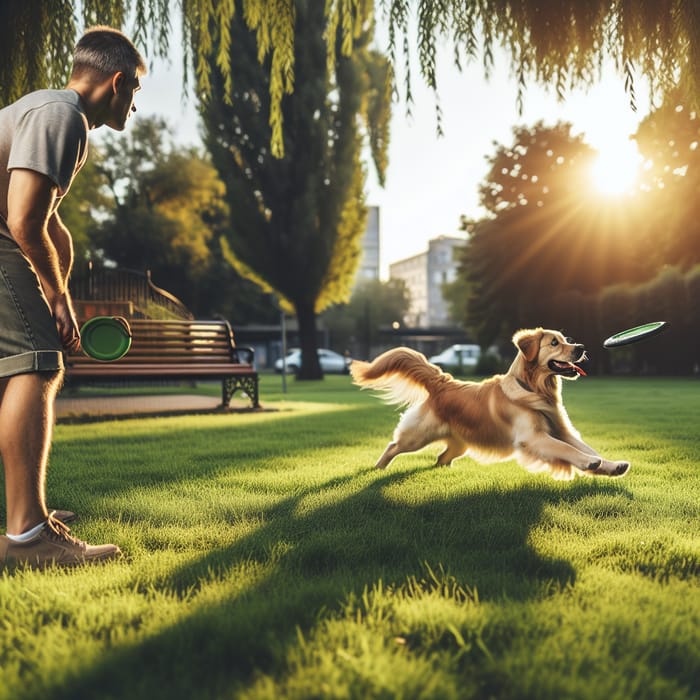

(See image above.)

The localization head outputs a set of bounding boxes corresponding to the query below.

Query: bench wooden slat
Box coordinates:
[124,347,233,355]
[128,344,231,349]
[68,364,255,375]
[68,365,256,372]
[64,318,259,408]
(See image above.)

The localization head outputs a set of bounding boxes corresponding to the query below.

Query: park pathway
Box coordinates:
[55,393,228,421]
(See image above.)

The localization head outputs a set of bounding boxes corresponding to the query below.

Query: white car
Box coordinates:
[274,348,351,374]
[428,344,481,372]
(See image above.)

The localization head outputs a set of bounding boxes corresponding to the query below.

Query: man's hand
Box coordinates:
[52,292,81,353]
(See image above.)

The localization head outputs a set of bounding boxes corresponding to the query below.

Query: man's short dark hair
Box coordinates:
[72,26,147,80]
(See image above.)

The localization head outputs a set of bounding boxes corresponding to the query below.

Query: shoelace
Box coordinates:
[44,516,82,546]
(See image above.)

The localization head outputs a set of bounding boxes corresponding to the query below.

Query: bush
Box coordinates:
[475,352,506,375]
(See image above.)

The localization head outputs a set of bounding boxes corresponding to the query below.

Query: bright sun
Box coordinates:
[589,136,643,196]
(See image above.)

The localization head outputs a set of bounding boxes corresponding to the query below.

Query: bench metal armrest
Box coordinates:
[232,346,255,365]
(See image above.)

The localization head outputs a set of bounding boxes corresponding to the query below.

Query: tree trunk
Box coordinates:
[296,300,323,380]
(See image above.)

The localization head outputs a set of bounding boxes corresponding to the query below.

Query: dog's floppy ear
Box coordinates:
[513,328,543,363]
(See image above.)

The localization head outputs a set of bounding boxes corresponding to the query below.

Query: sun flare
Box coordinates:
[589,137,642,196]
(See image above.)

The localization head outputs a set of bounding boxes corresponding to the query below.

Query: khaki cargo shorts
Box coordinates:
[0,236,64,377]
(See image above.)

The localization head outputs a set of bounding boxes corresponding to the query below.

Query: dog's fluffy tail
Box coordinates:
[350,347,448,407]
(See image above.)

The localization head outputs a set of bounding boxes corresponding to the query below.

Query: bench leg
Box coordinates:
[222,376,260,409]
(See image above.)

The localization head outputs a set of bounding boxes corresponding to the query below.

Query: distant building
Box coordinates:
[355,206,380,285]
[426,236,465,326]
[389,251,427,326]
[389,235,465,327]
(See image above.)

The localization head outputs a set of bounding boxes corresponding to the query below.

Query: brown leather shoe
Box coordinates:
[0,517,121,569]
[49,509,77,524]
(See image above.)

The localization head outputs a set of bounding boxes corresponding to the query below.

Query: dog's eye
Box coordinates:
[551,338,559,347]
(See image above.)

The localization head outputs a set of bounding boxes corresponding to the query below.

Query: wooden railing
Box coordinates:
[69,265,193,321]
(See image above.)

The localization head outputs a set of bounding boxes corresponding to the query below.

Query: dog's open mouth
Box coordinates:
[548,359,587,377]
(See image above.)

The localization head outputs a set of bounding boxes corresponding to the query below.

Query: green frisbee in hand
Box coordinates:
[80,316,132,361]
[603,321,667,348]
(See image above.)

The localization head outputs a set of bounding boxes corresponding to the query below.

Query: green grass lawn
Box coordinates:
[1,375,699,699]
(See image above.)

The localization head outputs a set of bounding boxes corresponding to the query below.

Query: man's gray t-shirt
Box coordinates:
[0,89,89,239]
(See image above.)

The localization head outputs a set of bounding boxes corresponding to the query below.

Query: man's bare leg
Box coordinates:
[0,371,61,535]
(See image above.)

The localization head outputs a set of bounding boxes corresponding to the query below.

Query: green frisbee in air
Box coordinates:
[603,321,668,348]
[80,316,132,361]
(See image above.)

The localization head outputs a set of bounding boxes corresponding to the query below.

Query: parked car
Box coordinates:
[428,344,481,372]
[274,348,351,374]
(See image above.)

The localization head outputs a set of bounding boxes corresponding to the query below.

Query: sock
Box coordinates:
[6,520,47,543]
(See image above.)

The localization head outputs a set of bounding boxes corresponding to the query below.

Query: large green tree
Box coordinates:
[199,0,390,379]
[4,2,700,154]
[454,122,652,347]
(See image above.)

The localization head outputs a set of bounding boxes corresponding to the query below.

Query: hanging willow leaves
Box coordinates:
[382,0,700,113]
[0,0,361,158]
[4,1,700,154]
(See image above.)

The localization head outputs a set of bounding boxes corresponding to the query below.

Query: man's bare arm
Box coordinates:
[6,168,80,352]
[47,209,74,285]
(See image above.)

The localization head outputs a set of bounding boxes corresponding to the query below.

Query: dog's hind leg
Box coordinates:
[436,437,468,467]
[375,441,402,469]
[375,405,446,469]
[375,431,442,469]
[375,435,439,469]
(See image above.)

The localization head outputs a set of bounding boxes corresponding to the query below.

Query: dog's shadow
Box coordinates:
[45,465,630,699]
[154,465,590,600]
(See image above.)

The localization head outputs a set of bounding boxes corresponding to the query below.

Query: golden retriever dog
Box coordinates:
[350,328,629,480]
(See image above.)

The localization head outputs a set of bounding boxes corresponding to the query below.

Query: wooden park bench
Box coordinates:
[65,318,259,409]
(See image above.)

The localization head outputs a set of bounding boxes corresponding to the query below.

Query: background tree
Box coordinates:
[61,119,266,324]
[634,92,700,269]
[55,154,111,266]
[92,118,224,306]
[199,1,390,379]
[593,266,699,375]
[451,122,653,349]
[78,117,273,322]
[322,279,410,359]
[5,2,700,157]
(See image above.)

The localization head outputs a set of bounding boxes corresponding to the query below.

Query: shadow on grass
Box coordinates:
[0,392,643,699]
[4,378,694,698]
[44,447,630,699]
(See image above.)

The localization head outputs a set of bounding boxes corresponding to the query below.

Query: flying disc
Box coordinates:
[603,321,668,348]
[80,316,132,361]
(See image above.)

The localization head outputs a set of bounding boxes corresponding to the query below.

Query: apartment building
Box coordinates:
[355,205,380,284]
[389,235,465,327]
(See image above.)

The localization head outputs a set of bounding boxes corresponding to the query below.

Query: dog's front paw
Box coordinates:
[611,460,630,477]
[585,458,602,472]
[591,459,630,477]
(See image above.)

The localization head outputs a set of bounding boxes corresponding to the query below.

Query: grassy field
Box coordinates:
[1,375,699,699]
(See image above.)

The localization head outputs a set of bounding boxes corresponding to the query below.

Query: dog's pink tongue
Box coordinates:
[573,364,587,376]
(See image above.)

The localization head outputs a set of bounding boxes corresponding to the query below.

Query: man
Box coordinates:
[0,26,146,568]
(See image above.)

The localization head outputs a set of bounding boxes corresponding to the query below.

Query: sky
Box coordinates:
[129,22,652,279]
